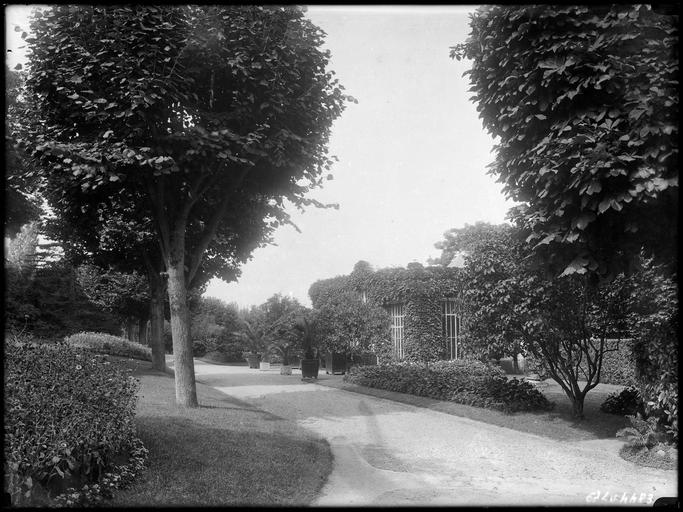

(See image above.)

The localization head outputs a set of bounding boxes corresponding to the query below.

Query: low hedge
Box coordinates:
[65,332,152,361]
[4,340,144,506]
[344,359,554,413]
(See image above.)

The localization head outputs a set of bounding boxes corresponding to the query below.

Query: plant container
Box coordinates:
[280,365,292,375]
[301,358,319,379]
[325,352,347,375]
[246,354,260,369]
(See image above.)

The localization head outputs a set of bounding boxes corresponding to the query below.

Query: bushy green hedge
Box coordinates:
[344,359,554,413]
[4,340,143,506]
[65,332,152,361]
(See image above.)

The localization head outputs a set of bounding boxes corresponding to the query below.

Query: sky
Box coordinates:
[5,5,515,309]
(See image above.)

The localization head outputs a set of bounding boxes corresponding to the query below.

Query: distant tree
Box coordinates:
[75,264,150,342]
[434,222,632,418]
[452,5,678,278]
[313,288,390,357]
[20,5,351,407]
[251,294,306,365]
[190,297,242,359]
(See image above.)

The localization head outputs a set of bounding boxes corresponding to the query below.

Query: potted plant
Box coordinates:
[325,351,347,375]
[244,351,261,369]
[295,316,319,380]
[259,350,271,371]
[234,318,285,370]
[268,339,297,375]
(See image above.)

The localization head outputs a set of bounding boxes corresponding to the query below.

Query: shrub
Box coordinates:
[485,377,555,413]
[203,350,230,363]
[4,340,142,506]
[600,386,644,416]
[344,359,554,413]
[65,332,152,361]
[617,414,663,449]
[192,340,207,358]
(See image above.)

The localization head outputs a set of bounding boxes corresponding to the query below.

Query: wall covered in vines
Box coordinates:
[309,261,466,362]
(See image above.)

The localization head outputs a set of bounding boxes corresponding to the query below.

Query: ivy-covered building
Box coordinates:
[309,260,466,362]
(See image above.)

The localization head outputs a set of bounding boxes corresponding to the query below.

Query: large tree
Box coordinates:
[452,5,678,278]
[19,6,351,406]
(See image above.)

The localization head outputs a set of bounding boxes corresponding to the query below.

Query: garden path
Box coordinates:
[168,357,677,506]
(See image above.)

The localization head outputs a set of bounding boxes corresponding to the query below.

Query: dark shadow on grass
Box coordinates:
[107,416,332,507]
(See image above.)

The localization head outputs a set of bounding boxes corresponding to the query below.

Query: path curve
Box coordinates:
[170,358,677,506]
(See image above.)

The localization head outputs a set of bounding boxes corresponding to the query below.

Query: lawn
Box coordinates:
[106,358,332,506]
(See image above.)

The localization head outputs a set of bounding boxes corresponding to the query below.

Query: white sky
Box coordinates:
[5,5,515,309]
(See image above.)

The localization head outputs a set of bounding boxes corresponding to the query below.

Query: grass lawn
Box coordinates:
[106,358,332,507]
[325,376,631,443]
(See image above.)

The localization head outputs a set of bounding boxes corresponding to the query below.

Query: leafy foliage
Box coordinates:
[4,340,141,506]
[52,438,148,507]
[452,5,678,277]
[5,66,42,237]
[75,265,150,323]
[313,288,390,356]
[18,5,353,406]
[4,258,121,339]
[234,294,307,364]
[600,386,644,416]
[433,222,633,419]
[189,297,242,360]
[617,414,662,449]
[344,360,553,413]
[628,259,678,441]
[64,332,152,361]
[431,222,524,364]
[309,261,464,362]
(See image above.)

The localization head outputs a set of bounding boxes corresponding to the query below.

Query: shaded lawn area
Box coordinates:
[324,376,630,443]
[106,358,332,507]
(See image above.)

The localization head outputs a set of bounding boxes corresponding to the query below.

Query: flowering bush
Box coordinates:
[65,331,152,361]
[344,359,553,413]
[4,340,142,506]
[52,438,148,507]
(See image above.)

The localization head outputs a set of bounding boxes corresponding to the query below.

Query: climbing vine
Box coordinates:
[309,261,465,362]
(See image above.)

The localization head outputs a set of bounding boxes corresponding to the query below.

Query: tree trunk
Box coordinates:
[125,316,139,342]
[123,317,135,341]
[166,257,198,407]
[511,341,520,374]
[149,279,167,372]
[571,395,585,419]
[138,316,148,345]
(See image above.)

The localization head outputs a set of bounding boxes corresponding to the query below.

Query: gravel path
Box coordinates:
[174,358,677,506]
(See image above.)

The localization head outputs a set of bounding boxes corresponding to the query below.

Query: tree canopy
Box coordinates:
[452,5,678,278]
[18,5,353,406]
